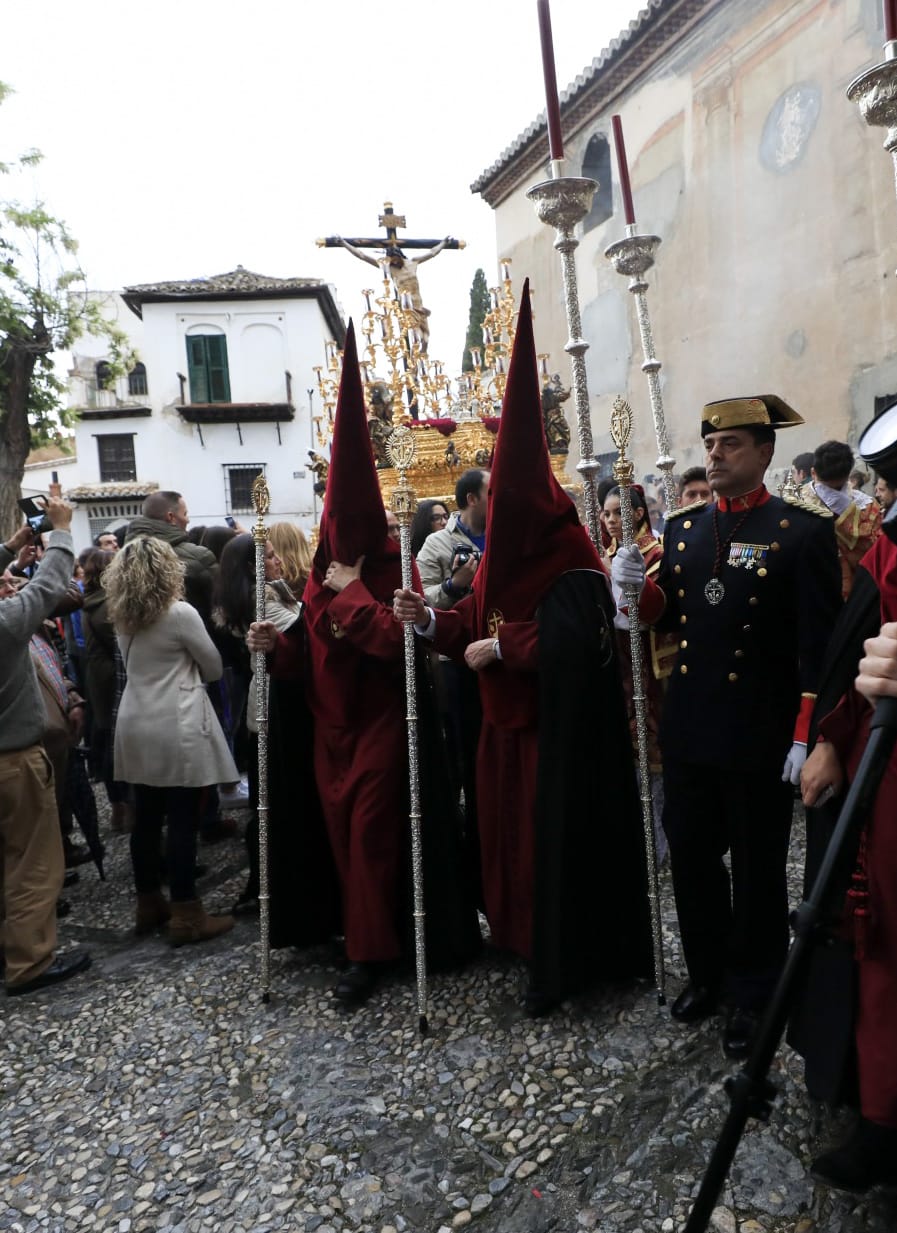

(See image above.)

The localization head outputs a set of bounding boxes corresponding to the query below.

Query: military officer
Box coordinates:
[613,396,842,1058]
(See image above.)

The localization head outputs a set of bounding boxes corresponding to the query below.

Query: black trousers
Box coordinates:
[662,759,793,1009]
[131,785,202,902]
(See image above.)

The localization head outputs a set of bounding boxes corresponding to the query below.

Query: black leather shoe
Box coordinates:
[811,1119,897,1194]
[334,962,379,1006]
[63,868,80,888]
[670,983,720,1023]
[722,1006,758,1059]
[6,949,92,997]
[64,843,92,868]
[523,987,561,1018]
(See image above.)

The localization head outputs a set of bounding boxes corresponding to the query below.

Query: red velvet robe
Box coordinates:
[819,533,897,1126]
[432,603,541,958]
[303,577,407,963]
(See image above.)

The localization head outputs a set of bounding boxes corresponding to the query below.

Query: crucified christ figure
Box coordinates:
[332,238,455,354]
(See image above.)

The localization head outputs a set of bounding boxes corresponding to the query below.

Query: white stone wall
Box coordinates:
[66,291,339,548]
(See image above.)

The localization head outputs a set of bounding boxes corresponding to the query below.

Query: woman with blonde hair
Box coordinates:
[268,521,312,602]
[104,536,237,944]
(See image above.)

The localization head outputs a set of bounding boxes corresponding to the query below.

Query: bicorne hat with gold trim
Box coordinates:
[701,395,804,437]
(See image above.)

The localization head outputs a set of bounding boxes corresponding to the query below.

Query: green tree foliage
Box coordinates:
[461,268,490,373]
[0,81,134,534]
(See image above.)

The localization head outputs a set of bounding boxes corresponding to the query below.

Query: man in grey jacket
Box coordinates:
[0,497,91,995]
[416,469,489,609]
[124,491,218,623]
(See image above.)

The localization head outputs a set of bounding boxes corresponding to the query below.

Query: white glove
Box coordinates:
[611,544,646,592]
[782,742,807,785]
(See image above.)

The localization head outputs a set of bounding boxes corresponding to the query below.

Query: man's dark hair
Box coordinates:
[812,440,854,485]
[792,451,814,477]
[142,490,182,520]
[455,469,487,511]
[678,465,708,495]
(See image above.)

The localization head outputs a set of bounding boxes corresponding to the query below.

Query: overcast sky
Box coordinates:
[3,0,645,377]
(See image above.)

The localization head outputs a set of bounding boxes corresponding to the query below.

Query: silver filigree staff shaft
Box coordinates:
[606,229,678,515]
[387,426,429,1036]
[252,474,272,1004]
[610,397,666,1005]
[527,176,604,549]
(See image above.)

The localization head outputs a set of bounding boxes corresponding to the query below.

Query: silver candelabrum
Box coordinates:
[847,40,897,206]
[605,226,678,514]
[526,175,603,548]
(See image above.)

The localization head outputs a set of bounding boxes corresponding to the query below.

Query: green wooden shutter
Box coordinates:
[207,335,231,402]
[186,336,210,403]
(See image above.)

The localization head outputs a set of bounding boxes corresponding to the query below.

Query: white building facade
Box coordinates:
[65,268,344,546]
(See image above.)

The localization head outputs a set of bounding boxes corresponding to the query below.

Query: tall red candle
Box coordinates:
[612,114,636,227]
[887,0,897,42]
[537,0,564,161]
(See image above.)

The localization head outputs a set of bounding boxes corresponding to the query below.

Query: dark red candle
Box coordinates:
[537,0,564,161]
[612,114,636,226]
[887,0,897,42]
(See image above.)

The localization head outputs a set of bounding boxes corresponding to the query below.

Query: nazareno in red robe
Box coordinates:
[427,285,651,995]
[816,531,897,1127]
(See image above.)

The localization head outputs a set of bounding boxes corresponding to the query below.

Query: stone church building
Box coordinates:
[473,0,897,484]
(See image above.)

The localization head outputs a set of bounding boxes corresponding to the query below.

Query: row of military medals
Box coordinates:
[704,510,770,605]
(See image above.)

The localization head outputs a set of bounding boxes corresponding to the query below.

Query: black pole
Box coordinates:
[684,695,897,1233]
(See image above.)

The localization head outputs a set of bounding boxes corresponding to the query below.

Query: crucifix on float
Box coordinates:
[317,202,465,353]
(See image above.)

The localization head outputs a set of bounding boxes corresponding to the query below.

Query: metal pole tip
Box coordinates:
[262,991,271,1005]
[418,1015,429,1037]
[657,993,667,1008]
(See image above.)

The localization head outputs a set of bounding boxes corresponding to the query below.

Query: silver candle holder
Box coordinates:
[847,40,897,203]
[526,174,603,547]
[605,226,678,514]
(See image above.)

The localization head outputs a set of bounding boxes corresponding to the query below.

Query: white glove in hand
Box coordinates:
[611,544,646,592]
[782,741,807,785]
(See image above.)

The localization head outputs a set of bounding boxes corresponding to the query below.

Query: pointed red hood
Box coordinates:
[312,321,391,570]
[470,281,601,635]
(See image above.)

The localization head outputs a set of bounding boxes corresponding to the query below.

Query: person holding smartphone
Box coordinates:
[1,497,92,995]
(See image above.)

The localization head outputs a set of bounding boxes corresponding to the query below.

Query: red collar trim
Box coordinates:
[716,485,771,513]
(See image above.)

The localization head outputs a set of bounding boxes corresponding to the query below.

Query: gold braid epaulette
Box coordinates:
[664,499,709,522]
[782,493,834,518]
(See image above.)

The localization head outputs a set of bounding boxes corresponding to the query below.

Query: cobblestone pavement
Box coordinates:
[3,799,896,1233]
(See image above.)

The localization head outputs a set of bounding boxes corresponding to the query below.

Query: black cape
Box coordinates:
[531,570,654,1002]
[787,563,882,1105]
[403,645,483,970]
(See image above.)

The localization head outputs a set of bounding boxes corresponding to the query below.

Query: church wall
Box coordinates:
[489,0,897,490]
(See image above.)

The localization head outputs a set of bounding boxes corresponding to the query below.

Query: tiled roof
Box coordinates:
[124,266,324,299]
[121,267,347,343]
[471,0,717,207]
[66,482,158,501]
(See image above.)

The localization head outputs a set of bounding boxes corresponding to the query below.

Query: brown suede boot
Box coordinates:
[167,899,234,947]
[135,891,171,936]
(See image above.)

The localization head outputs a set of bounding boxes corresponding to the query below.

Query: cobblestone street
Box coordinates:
[3,802,896,1233]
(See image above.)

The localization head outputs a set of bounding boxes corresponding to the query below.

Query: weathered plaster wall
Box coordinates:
[490,0,897,484]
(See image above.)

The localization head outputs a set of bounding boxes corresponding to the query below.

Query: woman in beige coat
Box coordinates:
[104,536,237,945]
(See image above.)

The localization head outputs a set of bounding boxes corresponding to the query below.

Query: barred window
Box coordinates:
[224,463,264,514]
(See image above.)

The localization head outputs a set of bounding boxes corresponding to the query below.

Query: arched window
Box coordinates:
[582,133,614,233]
[95,360,113,390]
[128,361,148,397]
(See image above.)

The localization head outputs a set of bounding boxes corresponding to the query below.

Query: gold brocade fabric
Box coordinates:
[802,490,882,599]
